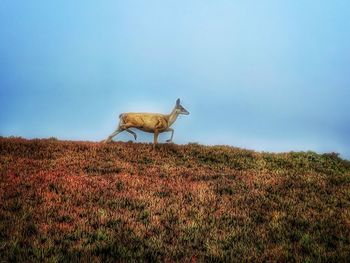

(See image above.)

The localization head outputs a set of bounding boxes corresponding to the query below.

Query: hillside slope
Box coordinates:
[0,137,349,262]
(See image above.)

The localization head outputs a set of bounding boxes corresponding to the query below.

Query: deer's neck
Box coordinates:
[167,108,179,127]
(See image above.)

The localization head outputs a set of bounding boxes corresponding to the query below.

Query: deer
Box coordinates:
[104,98,189,149]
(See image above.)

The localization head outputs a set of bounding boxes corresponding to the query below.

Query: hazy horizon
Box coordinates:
[1,1,349,159]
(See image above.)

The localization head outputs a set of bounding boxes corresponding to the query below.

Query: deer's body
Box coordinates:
[104,99,189,148]
[119,113,170,133]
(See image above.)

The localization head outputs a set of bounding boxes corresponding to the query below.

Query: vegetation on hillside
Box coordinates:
[0,137,349,262]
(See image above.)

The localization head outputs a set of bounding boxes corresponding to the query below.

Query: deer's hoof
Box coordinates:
[166,139,173,143]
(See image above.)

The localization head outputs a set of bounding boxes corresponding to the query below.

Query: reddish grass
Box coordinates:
[0,137,349,262]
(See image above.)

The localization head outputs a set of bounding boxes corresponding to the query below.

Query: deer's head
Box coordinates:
[175,98,190,115]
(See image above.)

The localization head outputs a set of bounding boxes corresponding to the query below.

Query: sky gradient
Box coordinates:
[1,1,349,158]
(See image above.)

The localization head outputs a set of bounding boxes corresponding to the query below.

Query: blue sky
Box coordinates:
[1,1,349,158]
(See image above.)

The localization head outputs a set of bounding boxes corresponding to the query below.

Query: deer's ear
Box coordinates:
[176,98,180,105]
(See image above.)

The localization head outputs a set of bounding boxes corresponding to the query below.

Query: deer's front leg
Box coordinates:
[165,128,174,143]
[153,130,159,150]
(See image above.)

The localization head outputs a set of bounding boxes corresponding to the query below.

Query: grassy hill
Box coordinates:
[0,137,349,262]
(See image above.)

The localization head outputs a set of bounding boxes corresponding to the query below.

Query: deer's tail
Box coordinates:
[118,113,126,128]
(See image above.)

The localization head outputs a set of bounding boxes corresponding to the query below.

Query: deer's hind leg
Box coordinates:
[104,119,124,143]
[104,128,122,143]
[125,129,137,140]
[120,123,138,140]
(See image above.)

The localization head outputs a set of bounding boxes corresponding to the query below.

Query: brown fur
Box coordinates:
[120,113,169,133]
